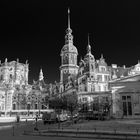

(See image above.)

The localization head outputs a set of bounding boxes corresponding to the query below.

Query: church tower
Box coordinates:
[60,9,79,83]
[39,68,44,81]
[84,35,95,76]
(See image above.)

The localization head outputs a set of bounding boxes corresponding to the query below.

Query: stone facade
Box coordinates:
[1,9,140,119]
[59,9,111,114]
[0,60,50,115]
[0,59,29,114]
[58,9,140,118]
[110,62,140,118]
[0,58,28,86]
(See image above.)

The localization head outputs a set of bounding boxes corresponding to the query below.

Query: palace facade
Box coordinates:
[0,9,140,119]
[58,9,140,118]
[0,59,51,116]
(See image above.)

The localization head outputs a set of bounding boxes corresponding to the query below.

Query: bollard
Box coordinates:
[94,128,96,132]
[136,129,139,134]
[12,126,14,136]
[125,135,127,140]
[76,128,79,137]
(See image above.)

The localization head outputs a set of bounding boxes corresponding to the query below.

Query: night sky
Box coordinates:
[0,1,140,84]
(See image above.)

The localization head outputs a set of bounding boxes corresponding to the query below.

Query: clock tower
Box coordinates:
[60,8,78,83]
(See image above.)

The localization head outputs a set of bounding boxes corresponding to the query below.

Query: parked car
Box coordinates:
[42,111,58,124]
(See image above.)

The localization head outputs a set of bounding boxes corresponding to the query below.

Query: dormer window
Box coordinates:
[100,66,106,72]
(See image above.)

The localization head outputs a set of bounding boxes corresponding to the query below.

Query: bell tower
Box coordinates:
[60,8,79,83]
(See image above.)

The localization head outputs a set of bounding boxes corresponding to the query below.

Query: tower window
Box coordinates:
[97,75,102,82]
[100,66,106,72]
[10,74,12,79]
[0,75,3,80]
[64,70,67,73]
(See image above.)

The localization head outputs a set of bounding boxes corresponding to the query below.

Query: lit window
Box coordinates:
[83,97,87,102]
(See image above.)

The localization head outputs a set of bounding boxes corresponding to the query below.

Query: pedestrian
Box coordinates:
[16,115,20,123]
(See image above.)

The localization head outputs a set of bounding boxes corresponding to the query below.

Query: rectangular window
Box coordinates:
[122,96,126,100]
[27,104,30,110]
[127,96,131,101]
[127,102,132,115]
[13,104,16,110]
[98,85,101,91]
[97,75,102,82]
[122,95,132,116]
[123,102,127,116]
[104,75,108,81]
[100,66,106,72]
[35,104,38,109]
[42,105,44,109]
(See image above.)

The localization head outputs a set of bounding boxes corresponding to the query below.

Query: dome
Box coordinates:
[98,60,107,66]
[61,44,78,55]
[84,44,94,61]
[84,51,95,61]
[84,53,94,60]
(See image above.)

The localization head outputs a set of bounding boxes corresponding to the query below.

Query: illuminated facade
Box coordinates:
[0,9,140,119]
[0,60,49,116]
[110,62,140,118]
[0,59,29,114]
[59,9,140,118]
[59,9,111,115]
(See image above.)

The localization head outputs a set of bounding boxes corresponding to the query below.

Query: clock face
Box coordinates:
[71,47,73,51]
[64,46,68,51]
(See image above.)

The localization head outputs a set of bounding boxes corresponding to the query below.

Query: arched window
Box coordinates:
[42,105,44,109]
[35,103,38,109]
[27,104,31,110]
[10,74,12,79]
[13,104,16,110]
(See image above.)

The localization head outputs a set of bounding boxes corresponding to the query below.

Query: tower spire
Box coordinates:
[68,8,70,29]
[88,33,90,46]
[65,8,73,44]
[101,54,104,59]
[87,33,91,53]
